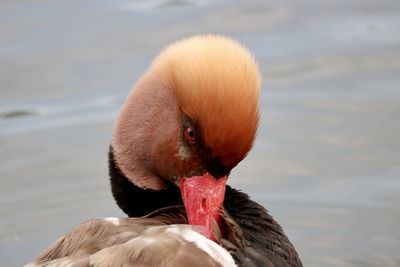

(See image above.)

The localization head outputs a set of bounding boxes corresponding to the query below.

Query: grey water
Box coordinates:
[1,0,400,266]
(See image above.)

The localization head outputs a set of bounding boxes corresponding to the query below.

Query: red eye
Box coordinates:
[184,127,196,143]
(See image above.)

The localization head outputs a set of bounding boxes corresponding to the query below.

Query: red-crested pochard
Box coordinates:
[27,35,302,267]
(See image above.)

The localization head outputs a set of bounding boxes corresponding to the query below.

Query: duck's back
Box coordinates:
[26,207,236,267]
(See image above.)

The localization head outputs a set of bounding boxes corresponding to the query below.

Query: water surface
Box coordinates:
[1,0,400,266]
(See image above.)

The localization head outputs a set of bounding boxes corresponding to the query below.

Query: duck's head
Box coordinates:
[111,35,260,240]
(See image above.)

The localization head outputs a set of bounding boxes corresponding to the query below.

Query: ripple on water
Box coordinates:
[0,109,39,120]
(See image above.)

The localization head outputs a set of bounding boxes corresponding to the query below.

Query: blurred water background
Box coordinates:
[1,0,400,266]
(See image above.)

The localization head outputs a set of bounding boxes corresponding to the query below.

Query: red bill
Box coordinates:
[180,173,227,241]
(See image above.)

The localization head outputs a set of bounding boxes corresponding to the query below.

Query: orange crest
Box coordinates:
[152,35,261,168]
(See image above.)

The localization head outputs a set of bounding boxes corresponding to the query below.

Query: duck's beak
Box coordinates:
[180,173,227,241]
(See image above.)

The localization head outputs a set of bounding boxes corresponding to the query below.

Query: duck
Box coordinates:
[26,35,303,267]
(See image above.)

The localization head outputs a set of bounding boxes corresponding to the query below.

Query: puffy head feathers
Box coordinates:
[152,35,261,168]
